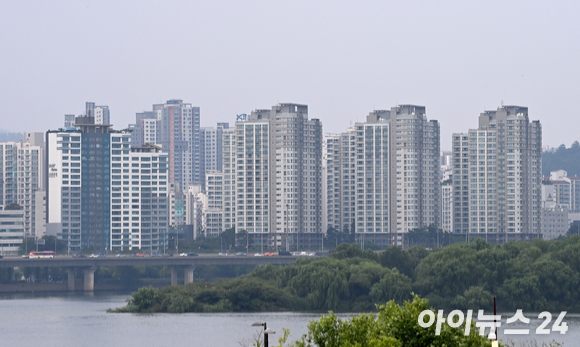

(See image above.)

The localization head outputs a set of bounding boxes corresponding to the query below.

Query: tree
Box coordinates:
[294,294,492,347]
[378,246,416,278]
[405,225,442,249]
[542,142,580,176]
[18,235,68,255]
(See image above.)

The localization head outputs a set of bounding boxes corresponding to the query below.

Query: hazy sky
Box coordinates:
[1,0,578,150]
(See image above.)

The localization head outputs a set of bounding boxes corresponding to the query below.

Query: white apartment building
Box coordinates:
[324,134,341,233]
[110,143,169,251]
[185,185,203,239]
[156,100,201,190]
[200,123,229,191]
[47,115,169,251]
[0,134,45,238]
[234,111,271,238]
[222,128,236,230]
[0,208,24,255]
[142,118,158,145]
[452,106,542,243]
[199,172,225,237]
[86,102,110,125]
[441,179,453,233]
[232,104,323,249]
[541,170,580,212]
[325,106,440,246]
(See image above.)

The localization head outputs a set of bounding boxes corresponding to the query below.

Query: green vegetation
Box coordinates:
[18,235,68,255]
[112,237,580,314]
[293,294,492,347]
[543,141,580,176]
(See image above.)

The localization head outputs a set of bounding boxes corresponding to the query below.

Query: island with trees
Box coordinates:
[110,236,580,314]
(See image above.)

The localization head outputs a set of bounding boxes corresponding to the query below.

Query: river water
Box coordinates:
[0,292,577,346]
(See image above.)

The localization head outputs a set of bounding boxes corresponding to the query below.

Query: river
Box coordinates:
[0,292,577,346]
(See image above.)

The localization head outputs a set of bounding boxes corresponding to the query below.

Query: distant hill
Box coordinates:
[0,130,22,142]
[543,141,580,177]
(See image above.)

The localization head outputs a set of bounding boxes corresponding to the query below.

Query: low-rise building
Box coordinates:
[0,208,24,255]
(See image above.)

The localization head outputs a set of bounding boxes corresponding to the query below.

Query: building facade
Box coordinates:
[232,104,323,249]
[110,144,169,251]
[325,106,440,246]
[222,128,236,230]
[441,175,453,233]
[47,116,169,251]
[156,99,201,190]
[0,208,24,255]
[200,123,229,191]
[0,134,45,238]
[452,106,542,242]
[542,170,580,212]
[85,102,110,125]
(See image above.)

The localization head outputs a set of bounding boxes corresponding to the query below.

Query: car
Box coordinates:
[22,255,29,258]
[254,253,264,257]
[264,252,275,256]
[218,252,228,257]
[179,253,188,257]
[135,253,145,257]
[73,254,87,258]
[186,252,199,257]
[89,254,98,258]
[115,254,126,258]
[97,253,106,258]
[235,252,247,256]
[278,251,291,256]
[0,255,3,259]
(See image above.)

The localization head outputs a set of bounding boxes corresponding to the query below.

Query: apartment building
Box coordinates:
[325,106,440,246]
[452,106,542,242]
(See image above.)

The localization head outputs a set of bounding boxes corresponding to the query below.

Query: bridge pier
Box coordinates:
[184,266,195,284]
[83,267,97,292]
[67,268,75,292]
[171,266,177,286]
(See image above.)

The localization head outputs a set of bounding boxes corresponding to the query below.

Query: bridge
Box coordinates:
[0,256,302,292]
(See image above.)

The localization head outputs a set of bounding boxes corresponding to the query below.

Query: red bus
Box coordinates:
[29,251,55,259]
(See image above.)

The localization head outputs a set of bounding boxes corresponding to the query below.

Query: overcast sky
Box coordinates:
[1,0,578,149]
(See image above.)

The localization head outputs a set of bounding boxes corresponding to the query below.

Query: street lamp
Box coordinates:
[252,322,275,347]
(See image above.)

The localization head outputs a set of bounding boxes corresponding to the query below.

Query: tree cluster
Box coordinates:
[113,237,580,315]
[543,141,580,176]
